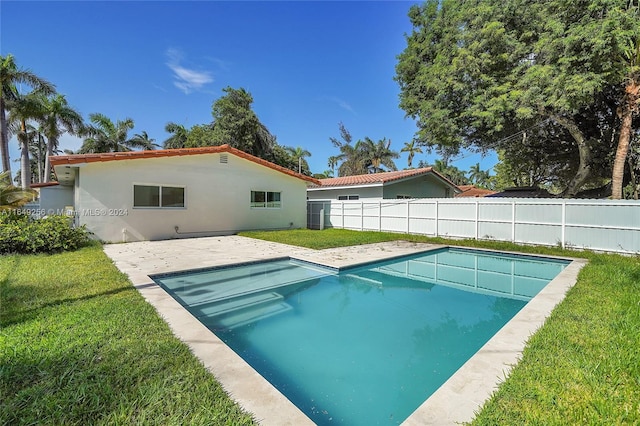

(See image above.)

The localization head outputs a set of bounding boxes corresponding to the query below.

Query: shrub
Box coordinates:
[0,213,91,254]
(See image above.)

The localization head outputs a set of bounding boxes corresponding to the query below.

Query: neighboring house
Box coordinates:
[455,185,497,198]
[307,168,460,200]
[30,182,74,213]
[46,145,318,242]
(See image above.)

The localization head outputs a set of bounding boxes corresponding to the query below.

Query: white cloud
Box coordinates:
[321,95,355,114]
[166,48,214,94]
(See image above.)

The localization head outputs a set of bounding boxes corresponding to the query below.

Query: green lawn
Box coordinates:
[2,230,639,424]
[0,242,255,425]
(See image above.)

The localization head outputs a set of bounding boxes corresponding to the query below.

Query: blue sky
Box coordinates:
[2,1,497,176]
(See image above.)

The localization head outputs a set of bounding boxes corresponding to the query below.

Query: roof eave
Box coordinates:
[308,182,384,191]
[49,145,320,185]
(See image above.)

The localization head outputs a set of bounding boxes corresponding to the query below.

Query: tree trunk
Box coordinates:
[550,114,592,198]
[43,137,56,183]
[0,98,12,179]
[611,80,639,200]
[19,119,30,189]
[37,133,44,183]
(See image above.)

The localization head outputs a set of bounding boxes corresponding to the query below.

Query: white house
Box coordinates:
[307,168,460,200]
[47,145,319,242]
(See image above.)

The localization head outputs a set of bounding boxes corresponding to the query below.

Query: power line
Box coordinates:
[447,118,552,164]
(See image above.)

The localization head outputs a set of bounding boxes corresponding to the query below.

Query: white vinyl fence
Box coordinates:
[307,198,640,255]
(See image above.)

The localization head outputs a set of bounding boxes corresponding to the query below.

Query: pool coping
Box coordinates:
[103,236,586,425]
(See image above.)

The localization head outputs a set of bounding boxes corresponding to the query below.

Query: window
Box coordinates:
[134,185,185,208]
[162,186,185,207]
[251,191,281,208]
[338,195,359,200]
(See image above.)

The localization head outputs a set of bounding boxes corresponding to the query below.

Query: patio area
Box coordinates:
[103,235,585,425]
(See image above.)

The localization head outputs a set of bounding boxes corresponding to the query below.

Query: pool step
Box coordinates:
[195,292,293,329]
[196,291,283,317]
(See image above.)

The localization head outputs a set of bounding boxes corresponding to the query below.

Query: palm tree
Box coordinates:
[467,163,485,184]
[1,54,55,181]
[0,171,35,211]
[7,91,46,188]
[432,158,448,173]
[327,155,339,176]
[79,113,150,154]
[467,162,493,188]
[284,146,311,173]
[312,171,334,179]
[29,126,47,183]
[611,35,640,199]
[400,141,423,168]
[329,123,368,177]
[24,124,46,183]
[40,94,84,182]
[130,131,158,150]
[446,167,470,186]
[432,159,469,185]
[337,140,368,177]
[329,123,399,176]
[361,137,399,173]
[163,122,189,149]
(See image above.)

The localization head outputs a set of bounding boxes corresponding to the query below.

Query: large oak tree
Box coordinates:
[396,0,639,198]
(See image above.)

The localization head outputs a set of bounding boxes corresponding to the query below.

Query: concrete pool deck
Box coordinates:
[104,235,587,425]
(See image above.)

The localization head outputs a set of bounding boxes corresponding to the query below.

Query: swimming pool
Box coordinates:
[153,247,569,425]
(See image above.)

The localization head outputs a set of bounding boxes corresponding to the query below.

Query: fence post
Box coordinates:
[475,200,479,240]
[407,200,410,234]
[561,201,566,249]
[435,199,439,237]
[361,201,364,231]
[341,201,345,229]
[378,201,382,231]
[511,201,516,243]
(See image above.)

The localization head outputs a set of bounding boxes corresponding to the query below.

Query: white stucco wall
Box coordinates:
[71,153,308,242]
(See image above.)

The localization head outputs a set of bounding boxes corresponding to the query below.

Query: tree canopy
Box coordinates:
[209,87,276,158]
[180,86,313,175]
[396,0,640,198]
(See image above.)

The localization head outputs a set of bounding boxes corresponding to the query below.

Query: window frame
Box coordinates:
[133,184,186,209]
[251,190,282,209]
[337,194,359,200]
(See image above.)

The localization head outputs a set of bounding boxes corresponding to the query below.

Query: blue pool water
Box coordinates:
[153,248,568,425]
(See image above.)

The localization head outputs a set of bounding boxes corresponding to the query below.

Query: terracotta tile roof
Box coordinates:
[455,185,497,198]
[49,144,320,184]
[30,182,60,188]
[313,168,458,189]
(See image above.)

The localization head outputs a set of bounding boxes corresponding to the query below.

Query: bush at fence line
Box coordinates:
[0,212,91,254]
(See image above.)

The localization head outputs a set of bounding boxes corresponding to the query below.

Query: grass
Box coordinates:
[241,229,640,424]
[2,229,638,424]
[0,242,255,425]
